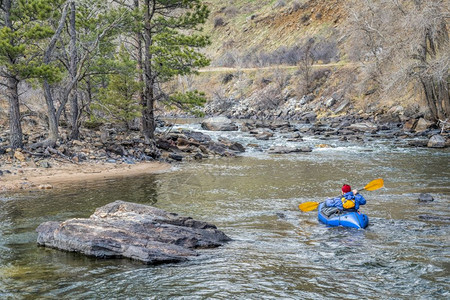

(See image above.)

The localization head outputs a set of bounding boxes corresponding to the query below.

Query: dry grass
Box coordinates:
[204,0,346,62]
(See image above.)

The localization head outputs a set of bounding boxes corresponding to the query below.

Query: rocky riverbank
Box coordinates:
[0,119,248,192]
[198,115,449,149]
[1,115,448,193]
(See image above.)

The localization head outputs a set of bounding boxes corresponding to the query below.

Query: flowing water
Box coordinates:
[1,122,449,299]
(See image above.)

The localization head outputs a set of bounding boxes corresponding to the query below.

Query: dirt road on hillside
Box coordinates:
[198,63,356,73]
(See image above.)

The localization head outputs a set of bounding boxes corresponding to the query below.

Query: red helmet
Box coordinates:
[342,184,351,193]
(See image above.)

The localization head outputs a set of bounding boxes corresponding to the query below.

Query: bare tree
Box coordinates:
[347,0,449,122]
[298,38,315,95]
[39,0,122,147]
[41,1,71,147]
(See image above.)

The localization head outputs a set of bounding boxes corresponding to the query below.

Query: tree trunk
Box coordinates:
[40,1,70,147]
[300,39,315,95]
[142,0,156,142]
[4,0,23,149]
[419,24,450,122]
[7,76,23,149]
[86,76,93,116]
[69,1,80,140]
[421,78,439,122]
[70,92,80,140]
[433,79,445,121]
[439,78,450,119]
[134,0,145,128]
[44,81,59,144]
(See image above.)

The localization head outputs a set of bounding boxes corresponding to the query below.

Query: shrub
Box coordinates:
[214,17,225,28]
[84,119,104,130]
[213,36,339,68]
[301,14,310,23]
[292,1,301,12]
[222,73,234,84]
[311,38,339,63]
[274,0,286,9]
[223,7,238,16]
[208,88,236,115]
[214,51,236,67]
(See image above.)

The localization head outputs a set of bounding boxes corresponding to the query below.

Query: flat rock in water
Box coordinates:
[201,116,238,131]
[268,146,301,154]
[418,193,434,202]
[347,122,378,133]
[36,201,231,264]
[268,146,312,154]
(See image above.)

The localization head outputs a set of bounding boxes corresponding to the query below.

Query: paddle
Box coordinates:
[298,178,384,212]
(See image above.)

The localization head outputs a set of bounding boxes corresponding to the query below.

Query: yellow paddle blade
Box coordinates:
[299,202,320,212]
[363,178,384,191]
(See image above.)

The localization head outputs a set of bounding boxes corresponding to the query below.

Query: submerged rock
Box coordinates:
[418,215,450,221]
[268,146,312,154]
[36,201,230,264]
[408,139,428,147]
[418,193,434,202]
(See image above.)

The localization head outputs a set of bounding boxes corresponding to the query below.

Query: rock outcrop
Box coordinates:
[201,116,238,131]
[36,201,231,264]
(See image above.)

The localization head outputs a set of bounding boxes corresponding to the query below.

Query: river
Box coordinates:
[1,121,449,299]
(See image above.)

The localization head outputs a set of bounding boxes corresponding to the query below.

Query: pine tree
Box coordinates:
[0,0,64,148]
[120,0,210,142]
[91,47,143,129]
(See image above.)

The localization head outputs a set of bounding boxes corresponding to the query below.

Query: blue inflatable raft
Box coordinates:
[318,202,369,229]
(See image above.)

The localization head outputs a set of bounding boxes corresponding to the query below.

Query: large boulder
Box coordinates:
[300,112,317,123]
[333,99,350,114]
[218,137,245,152]
[427,135,446,148]
[403,118,417,131]
[201,116,238,131]
[414,118,433,132]
[255,131,274,140]
[182,130,212,143]
[36,201,230,264]
[269,120,291,130]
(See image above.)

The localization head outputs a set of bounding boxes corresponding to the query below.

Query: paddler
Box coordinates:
[324,184,366,213]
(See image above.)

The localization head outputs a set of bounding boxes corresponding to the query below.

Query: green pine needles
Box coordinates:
[0,0,212,147]
[92,48,143,129]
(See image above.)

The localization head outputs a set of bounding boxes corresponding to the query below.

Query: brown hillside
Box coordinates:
[190,0,446,122]
[205,0,347,61]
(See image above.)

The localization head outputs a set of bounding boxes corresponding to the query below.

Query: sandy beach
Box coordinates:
[0,160,171,192]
